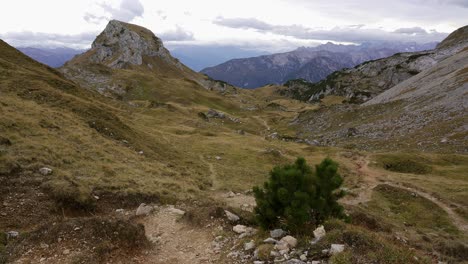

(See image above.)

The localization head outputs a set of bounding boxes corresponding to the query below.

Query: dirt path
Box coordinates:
[199,155,220,190]
[342,156,382,205]
[343,155,468,232]
[382,182,468,232]
[135,206,220,264]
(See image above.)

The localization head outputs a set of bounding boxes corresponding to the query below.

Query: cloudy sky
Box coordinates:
[0,0,466,52]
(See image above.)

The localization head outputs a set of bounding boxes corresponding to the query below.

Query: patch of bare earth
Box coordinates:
[134,206,223,264]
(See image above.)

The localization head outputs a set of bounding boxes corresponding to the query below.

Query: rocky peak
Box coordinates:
[89,20,172,69]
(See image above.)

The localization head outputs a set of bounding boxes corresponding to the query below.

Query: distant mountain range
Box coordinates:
[200,42,438,88]
[17,47,85,67]
[169,45,269,71]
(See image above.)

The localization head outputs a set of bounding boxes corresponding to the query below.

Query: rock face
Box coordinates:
[280,25,468,103]
[201,42,437,88]
[88,20,174,69]
[61,20,234,97]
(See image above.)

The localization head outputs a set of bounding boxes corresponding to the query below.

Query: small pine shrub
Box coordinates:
[253,157,346,232]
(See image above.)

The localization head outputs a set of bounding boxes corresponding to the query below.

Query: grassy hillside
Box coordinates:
[1,36,467,263]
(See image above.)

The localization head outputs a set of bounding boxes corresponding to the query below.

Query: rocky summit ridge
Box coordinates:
[88,20,178,69]
[61,20,233,97]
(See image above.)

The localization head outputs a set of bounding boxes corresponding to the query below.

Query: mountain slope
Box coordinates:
[17,46,84,67]
[281,26,468,103]
[201,42,437,88]
[291,34,468,153]
[61,20,231,99]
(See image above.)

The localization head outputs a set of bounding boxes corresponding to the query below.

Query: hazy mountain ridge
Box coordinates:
[60,20,233,97]
[200,41,438,88]
[285,26,468,152]
[17,46,84,67]
[279,26,468,103]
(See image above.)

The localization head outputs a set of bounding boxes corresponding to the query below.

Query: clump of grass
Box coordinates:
[257,244,274,261]
[0,232,7,264]
[375,153,432,174]
[6,217,148,262]
[435,240,468,263]
[330,251,353,264]
[42,179,96,211]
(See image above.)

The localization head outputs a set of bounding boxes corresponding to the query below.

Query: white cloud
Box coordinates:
[159,26,194,41]
[213,18,448,43]
[99,0,144,22]
[0,0,464,50]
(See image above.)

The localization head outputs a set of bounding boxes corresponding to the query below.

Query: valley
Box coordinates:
[0,19,467,264]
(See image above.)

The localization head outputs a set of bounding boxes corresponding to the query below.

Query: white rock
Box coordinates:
[313,225,326,241]
[244,241,256,251]
[63,249,70,255]
[270,228,286,238]
[7,231,19,239]
[300,254,307,261]
[253,261,265,264]
[263,237,278,244]
[280,235,298,248]
[167,207,185,216]
[224,210,240,222]
[135,203,153,216]
[311,261,321,264]
[39,167,53,175]
[233,225,248,234]
[275,241,290,251]
[215,156,222,160]
[330,244,345,255]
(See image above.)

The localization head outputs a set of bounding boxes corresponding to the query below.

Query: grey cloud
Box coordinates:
[159,26,194,41]
[213,17,274,31]
[393,27,428,34]
[99,0,144,22]
[213,17,449,43]
[0,31,97,49]
[83,13,108,24]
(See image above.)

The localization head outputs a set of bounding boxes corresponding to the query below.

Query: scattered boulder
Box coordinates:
[233,225,248,234]
[225,210,240,222]
[135,203,154,216]
[275,241,290,252]
[244,240,256,251]
[270,228,286,238]
[285,259,306,264]
[263,237,277,244]
[280,235,298,248]
[6,231,19,239]
[330,244,345,255]
[167,207,185,216]
[39,167,53,176]
[206,109,226,119]
[312,225,326,243]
